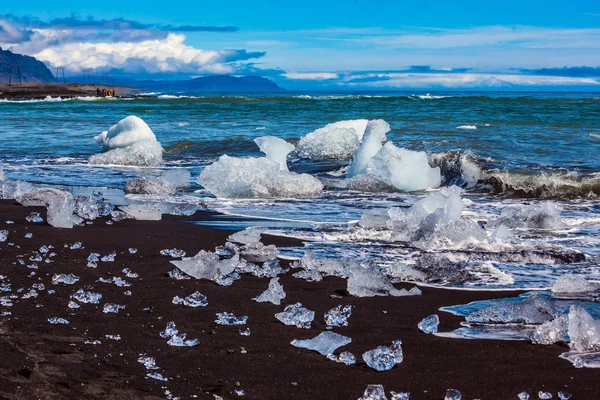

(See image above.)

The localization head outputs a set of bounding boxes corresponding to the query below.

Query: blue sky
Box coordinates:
[2,1,600,89]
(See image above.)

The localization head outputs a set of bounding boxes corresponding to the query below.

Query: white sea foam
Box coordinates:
[457,125,477,130]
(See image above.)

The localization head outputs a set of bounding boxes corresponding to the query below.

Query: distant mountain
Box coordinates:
[0,48,55,83]
[126,75,284,92]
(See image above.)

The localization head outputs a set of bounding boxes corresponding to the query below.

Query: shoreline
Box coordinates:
[0,83,142,100]
[0,199,596,399]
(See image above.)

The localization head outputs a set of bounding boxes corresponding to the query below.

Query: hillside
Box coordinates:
[0,48,55,83]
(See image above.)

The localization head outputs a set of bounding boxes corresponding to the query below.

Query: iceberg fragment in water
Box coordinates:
[290,331,352,355]
[551,275,597,295]
[94,115,157,149]
[254,136,295,171]
[362,340,403,371]
[275,302,315,329]
[495,202,564,230]
[198,155,323,198]
[296,119,369,159]
[347,119,390,178]
[253,277,286,305]
[125,169,191,195]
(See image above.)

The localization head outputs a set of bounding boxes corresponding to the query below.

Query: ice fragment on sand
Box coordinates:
[275,303,315,329]
[240,242,279,263]
[19,188,75,228]
[128,247,137,254]
[137,356,159,370]
[168,268,190,280]
[103,303,125,313]
[291,331,352,355]
[358,384,388,400]
[445,389,462,400]
[531,315,568,345]
[161,248,187,258]
[552,275,597,294]
[172,291,208,307]
[101,252,116,262]
[239,328,251,336]
[197,155,323,198]
[71,288,102,304]
[362,340,403,371]
[348,119,390,177]
[68,301,80,309]
[215,312,248,325]
[327,351,356,365]
[228,227,264,245]
[105,334,121,340]
[567,305,600,352]
[146,372,168,381]
[0,230,7,242]
[52,274,80,285]
[159,321,199,347]
[160,321,179,338]
[389,392,410,400]
[24,232,32,238]
[48,317,69,325]
[120,203,163,220]
[538,392,552,399]
[296,119,369,159]
[496,202,564,230]
[253,277,286,305]
[74,192,114,220]
[125,170,190,195]
[171,250,240,281]
[234,389,245,396]
[466,294,556,325]
[254,136,295,171]
[418,314,440,334]
[324,305,352,327]
[347,266,421,298]
[557,392,571,400]
[26,212,43,223]
[518,392,530,400]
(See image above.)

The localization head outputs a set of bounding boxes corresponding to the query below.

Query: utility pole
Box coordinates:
[55,67,66,83]
[8,64,22,86]
[82,69,92,84]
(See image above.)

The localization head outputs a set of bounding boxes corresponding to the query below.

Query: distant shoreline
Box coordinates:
[0,82,143,99]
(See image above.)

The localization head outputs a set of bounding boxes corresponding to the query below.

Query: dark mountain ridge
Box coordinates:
[0,48,55,83]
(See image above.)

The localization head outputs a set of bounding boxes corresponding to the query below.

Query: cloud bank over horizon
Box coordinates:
[1,14,599,89]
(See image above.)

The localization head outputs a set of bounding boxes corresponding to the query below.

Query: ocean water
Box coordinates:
[1,91,599,290]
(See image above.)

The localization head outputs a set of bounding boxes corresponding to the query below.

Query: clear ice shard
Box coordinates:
[495,202,564,230]
[146,372,168,381]
[466,294,556,324]
[119,204,163,221]
[567,305,600,353]
[240,242,279,263]
[326,351,356,365]
[18,188,75,228]
[551,275,597,295]
[358,384,388,400]
[161,248,187,258]
[74,192,114,220]
[197,154,323,199]
[71,289,102,304]
[290,331,352,356]
[159,321,199,347]
[103,303,125,313]
[0,230,8,242]
[518,392,530,400]
[418,314,440,334]
[228,227,264,245]
[254,136,295,171]
[253,277,286,305]
[137,356,159,370]
[444,389,462,400]
[52,274,80,285]
[26,212,43,223]
[538,392,552,399]
[347,119,390,178]
[558,392,572,400]
[171,250,240,281]
[172,291,208,307]
[531,315,568,345]
[215,312,248,325]
[48,317,69,324]
[362,340,403,371]
[390,392,410,400]
[324,305,352,327]
[347,266,421,298]
[275,303,315,329]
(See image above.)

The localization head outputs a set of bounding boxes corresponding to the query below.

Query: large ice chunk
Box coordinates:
[198,155,323,198]
[275,302,315,329]
[552,275,597,295]
[228,227,264,245]
[531,315,568,345]
[171,250,240,281]
[1,180,34,200]
[347,266,421,298]
[253,277,286,305]
[290,331,352,355]
[495,202,564,230]
[254,136,295,171]
[362,340,404,371]
[466,294,557,325]
[296,119,369,159]
[74,192,114,220]
[365,142,441,192]
[347,119,390,177]
[18,188,74,228]
[568,305,600,353]
[94,115,157,149]
[119,204,163,220]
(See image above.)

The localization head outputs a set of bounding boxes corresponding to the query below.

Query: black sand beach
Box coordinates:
[0,199,597,400]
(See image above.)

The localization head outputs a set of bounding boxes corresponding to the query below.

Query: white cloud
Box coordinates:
[282,72,339,80]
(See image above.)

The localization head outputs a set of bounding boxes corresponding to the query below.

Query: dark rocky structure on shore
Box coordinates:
[0,47,55,83]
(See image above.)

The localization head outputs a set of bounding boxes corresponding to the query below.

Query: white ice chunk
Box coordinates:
[324,305,352,327]
[0,168,4,181]
[89,140,164,166]
[228,227,264,245]
[240,242,279,263]
[296,119,369,159]
[94,115,157,149]
[119,204,163,220]
[532,315,568,345]
[18,188,74,228]
[418,314,440,334]
[161,169,191,188]
[253,277,286,305]
[496,202,564,230]
[466,294,556,325]
[254,136,295,171]
[552,275,597,294]
[347,266,421,298]
[0,180,34,200]
[126,177,176,195]
[568,305,600,353]
[198,155,323,198]
[275,302,315,329]
[365,142,441,192]
[171,250,240,281]
[290,331,352,355]
[362,340,403,371]
[347,119,390,177]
